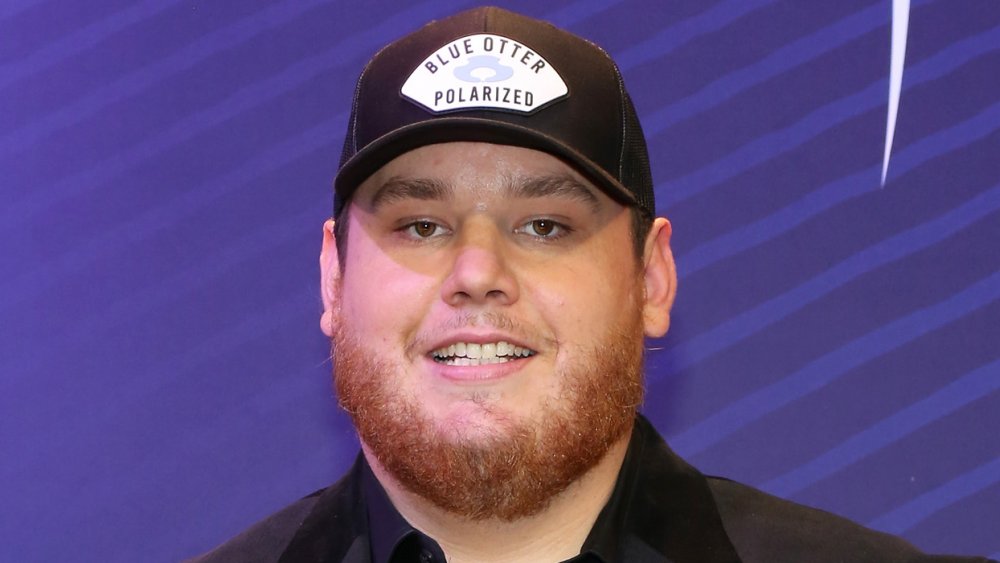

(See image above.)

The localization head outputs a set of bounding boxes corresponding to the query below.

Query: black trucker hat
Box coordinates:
[334,6,654,217]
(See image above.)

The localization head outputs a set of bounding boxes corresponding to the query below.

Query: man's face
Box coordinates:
[322,142,675,520]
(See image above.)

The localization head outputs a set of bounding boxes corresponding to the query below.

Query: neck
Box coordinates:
[363,430,632,563]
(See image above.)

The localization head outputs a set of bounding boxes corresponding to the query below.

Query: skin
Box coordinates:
[320,142,677,563]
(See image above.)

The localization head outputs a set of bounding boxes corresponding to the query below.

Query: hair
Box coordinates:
[332,202,652,272]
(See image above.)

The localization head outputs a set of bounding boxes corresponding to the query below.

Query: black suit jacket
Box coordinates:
[189,417,994,563]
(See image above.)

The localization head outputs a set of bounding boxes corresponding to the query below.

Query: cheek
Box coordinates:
[524,249,640,342]
[525,267,627,334]
[340,253,439,347]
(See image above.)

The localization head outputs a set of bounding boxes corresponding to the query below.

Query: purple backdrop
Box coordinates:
[2,0,998,561]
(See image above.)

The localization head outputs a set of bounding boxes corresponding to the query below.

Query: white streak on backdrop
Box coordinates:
[882,0,910,185]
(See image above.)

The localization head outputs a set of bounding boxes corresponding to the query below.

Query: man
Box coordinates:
[192,7,995,563]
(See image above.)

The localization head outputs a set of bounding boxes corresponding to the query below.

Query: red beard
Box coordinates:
[333,308,645,521]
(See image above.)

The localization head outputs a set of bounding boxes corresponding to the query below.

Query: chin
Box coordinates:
[430,397,522,443]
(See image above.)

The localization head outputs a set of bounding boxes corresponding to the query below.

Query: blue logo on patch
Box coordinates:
[453,55,514,83]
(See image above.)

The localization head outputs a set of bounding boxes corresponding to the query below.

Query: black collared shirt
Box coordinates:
[362,416,741,563]
[203,413,982,562]
[362,459,605,563]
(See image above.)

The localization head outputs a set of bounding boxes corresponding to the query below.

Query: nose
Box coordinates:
[441,224,519,307]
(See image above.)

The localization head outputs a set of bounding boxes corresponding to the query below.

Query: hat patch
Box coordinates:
[401,34,568,114]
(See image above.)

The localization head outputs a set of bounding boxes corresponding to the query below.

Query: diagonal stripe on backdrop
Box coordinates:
[0,1,46,22]
[677,97,1000,279]
[545,0,629,27]
[668,268,1000,457]
[0,0,327,152]
[660,182,1000,377]
[0,110,344,320]
[640,0,924,135]
[613,0,780,70]
[868,454,1000,534]
[0,0,187,90]
[761,359,1000,497]
[657,20,1000,208]
[1,283,320,483]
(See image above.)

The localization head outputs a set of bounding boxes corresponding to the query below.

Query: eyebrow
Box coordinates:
[510,174,601,212]
[368,177,451,211]
[366,173,602,212]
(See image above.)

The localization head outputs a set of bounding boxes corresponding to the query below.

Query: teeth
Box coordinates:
[466,343,481,359]
[431,340,536,363]
[438,356,511,366]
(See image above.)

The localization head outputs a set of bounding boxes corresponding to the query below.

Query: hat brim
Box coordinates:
[334,117,639,214]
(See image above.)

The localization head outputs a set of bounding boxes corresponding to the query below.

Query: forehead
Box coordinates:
[352,142,612,206]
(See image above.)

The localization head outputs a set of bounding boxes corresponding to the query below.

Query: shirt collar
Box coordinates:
[362,459,447,563]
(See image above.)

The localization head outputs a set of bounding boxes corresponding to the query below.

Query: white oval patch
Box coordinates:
[401,33,569,114]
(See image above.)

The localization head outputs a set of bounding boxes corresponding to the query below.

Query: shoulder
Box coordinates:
[186,455,374,563]
[184,490,324,563]
[706,476,990,563]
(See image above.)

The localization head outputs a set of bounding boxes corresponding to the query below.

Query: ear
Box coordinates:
[641,217,677,338]
[319,219,340,338]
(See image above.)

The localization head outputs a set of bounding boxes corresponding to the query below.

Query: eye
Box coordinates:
[402,220,447,239]
[518,218,569,239]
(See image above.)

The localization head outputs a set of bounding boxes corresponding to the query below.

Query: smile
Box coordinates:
[431,341,536,366]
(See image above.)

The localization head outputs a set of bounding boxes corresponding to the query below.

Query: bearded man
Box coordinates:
[190,7,996,563]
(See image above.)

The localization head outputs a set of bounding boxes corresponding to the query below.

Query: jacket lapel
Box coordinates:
[625,417,742,563]
[278,457,369,563]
